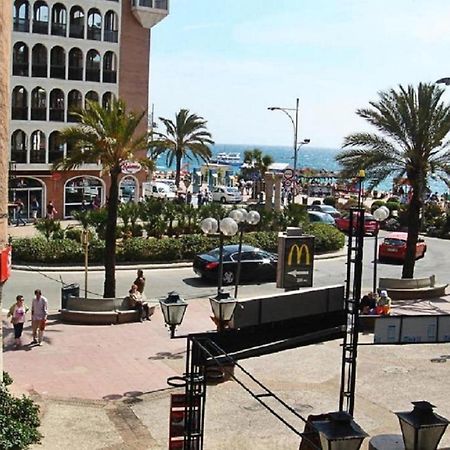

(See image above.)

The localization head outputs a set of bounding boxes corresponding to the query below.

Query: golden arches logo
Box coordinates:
[287,243,311,266]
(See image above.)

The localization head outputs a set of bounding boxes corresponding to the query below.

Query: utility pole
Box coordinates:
[0,0,12,382]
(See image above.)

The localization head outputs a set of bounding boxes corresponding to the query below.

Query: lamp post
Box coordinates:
[268,99,310,203]
[313,412,368,450]
[372,206,390,293]
[209,290,238,331]
[159,291,188,338]
[228,208,261,298]
[200,216,238,295]
[356,169,365,209]
[395,401,449,450]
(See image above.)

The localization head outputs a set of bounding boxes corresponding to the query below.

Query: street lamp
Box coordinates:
[209,290,238,331]
[395,401,449,450]
[200,216,238,295]
[159,291,188,338]
[268,98,309,203]
[356,169,365,209]
[228,208,261,298]
[313,412,368,450]
[372,206,390,293]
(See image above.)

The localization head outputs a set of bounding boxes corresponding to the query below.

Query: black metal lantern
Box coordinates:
[159,291,188,338]
[395,401,449,450]
[209,290,237,331]
[313,412,368,450]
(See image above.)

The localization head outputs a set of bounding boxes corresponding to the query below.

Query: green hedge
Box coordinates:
[12,227,344,264]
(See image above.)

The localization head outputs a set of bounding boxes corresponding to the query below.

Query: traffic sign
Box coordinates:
[283,168,294,180]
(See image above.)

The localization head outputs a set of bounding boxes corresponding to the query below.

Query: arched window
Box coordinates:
[50,46,65,79]
[67,90,82,122]
[11,130,27,163]
[33,1,49,34]
[51,3,66,36]
[30,130,46,163]
[49,89,65,122]
[32,44,47,77]
[104,10,118,42]
[85,49,100,82]
[103,51,117,83]
[13,42,29,76]
[69,6,84,39]
[11,86,28,120]
[120,176,138,203]
[49,131,64,163]
[64,176,104,217]
[31,87,47,121]
[87,8,102,40]
[68,48,83,80]
[85,91,99,108]
[102,92,114,109]
[13,0,30,32]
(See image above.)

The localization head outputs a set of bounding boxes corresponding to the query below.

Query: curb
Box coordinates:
[11,250,346,273]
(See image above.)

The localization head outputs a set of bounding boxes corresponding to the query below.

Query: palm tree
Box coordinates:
[242,148,274,196]
[55,99,150,297]
[150,109,214,188]
[337,83,450,278]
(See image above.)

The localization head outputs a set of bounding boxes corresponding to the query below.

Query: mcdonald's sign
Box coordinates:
[277,233,315,289]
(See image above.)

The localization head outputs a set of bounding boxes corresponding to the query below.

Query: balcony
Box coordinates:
[11,150,27,164]
[33,20,48,34]
[50,64,65,79]
[51,22,66,37]
[131,0,169,29]
[12,107,28,120]
[50,108,65,122]
[13,63,29,77]
[13,18,30,32]
[31,107,46,121]
[103,70,117,84]
[104,29,118,43]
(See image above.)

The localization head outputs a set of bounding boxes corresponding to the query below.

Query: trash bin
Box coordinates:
[61,283,80,310]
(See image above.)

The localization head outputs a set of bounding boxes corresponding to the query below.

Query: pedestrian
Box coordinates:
[127,283,152,321]
[15,198,27,226]
[377,290,391,316]
[134,269,146,294]
[7,295,29,348]
[186,191,192,205]
[30,196,40,223]
[31,289,48,345]
[197,191,203,207]
[46,201,57,219]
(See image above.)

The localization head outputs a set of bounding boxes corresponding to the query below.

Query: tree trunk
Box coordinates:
[103,168,120,298]
[0,1,12,382]
[175,154,182,188]
[402,187,421,279]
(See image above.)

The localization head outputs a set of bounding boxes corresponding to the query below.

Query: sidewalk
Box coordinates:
[3,295,450,449]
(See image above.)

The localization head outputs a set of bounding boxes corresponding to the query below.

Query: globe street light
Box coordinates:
[228,208,261,298]
[372,206,390,293]
[200,216,238,296]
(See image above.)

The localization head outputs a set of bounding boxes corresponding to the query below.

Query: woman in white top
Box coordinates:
[7,295,28,347]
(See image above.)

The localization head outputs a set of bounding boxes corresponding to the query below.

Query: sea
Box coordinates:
[156,143,448,194]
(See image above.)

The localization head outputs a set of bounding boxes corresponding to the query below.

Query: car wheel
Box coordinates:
[222,270,235,285]
[220,197,227,204]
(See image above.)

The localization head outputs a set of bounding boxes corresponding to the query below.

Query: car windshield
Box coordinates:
[226,187,239,193]
[383,238,406,246]
[322,206,335,212]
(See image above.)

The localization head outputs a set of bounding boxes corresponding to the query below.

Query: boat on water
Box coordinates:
[214,152,241,165]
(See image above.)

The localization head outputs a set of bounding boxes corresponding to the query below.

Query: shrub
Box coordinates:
[385,201,400,211]
[370,200,386,213]
[0,372,42,450]
[323,196,336,207]
[12,237,83,263]
[65,228,83,242]
[304,223,345,252]
[34,218,62,241]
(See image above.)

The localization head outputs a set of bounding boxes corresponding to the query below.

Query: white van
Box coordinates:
[157,179,177,192]
[142,182,176,200]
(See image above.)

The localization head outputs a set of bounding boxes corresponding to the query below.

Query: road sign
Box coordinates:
[277,231,315,289]
[283,168,294,180]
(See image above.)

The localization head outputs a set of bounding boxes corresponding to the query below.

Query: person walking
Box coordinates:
[30,196,40,223]
[46,201,57,219]
[15,198,27,226]
[31,289,48,345]
[7,295,28,348]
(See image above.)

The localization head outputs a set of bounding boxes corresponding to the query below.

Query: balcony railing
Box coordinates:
[13,63,29,77]
[104,29,118,43]
[33,20,48,34]
[68,66,83,80]
[31,108,46,121]
[50,64,65,79]
[50,108,65,122]
[13,18,30,32]
[103,70,117,84]
[132,0,168,10]
[11,150,27,164]
[49,149,64,163]
[86,69,100,82]
[87,27,102,41]
[30,151,46,164]
[69,24,84,39]
[12,107,28,120]
[32,64,47,77]
[51,22,66,36]
[67,111,81,122]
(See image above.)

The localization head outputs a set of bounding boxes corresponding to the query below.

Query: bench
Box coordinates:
[378,275,447,300]
[60,297,157,325]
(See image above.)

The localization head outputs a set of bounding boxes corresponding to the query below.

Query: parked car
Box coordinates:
[308,204,342,218]
[193,244,277,285]
[335,212,379,235]
[307,211,336,225]
[212,186,242,204]
[378,232,427,262]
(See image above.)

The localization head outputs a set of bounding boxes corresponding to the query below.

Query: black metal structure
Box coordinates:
[339,206,365,415]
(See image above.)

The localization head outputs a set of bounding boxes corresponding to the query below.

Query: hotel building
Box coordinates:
[9,0,168,218]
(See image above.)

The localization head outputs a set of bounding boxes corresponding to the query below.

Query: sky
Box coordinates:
[149,0,450,148]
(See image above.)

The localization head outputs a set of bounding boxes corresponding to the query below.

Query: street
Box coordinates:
[4,232,449,311]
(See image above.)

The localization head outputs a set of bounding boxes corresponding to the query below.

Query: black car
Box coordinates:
[193,244,277,285]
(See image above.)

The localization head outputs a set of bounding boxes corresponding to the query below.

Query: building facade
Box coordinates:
[9,0,168,219]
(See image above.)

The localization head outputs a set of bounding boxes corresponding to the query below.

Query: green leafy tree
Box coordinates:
[241,149,274,196]
[55,99,151,297]
[150,109,214,188]
[337,83,450,278]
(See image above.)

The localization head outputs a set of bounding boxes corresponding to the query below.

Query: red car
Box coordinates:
[378,232,427,262]
[335,212,379,235]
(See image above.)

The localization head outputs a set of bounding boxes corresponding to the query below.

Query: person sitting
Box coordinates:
[376,290,391,315]
[359,292,376,314]
[127,284,151,322]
